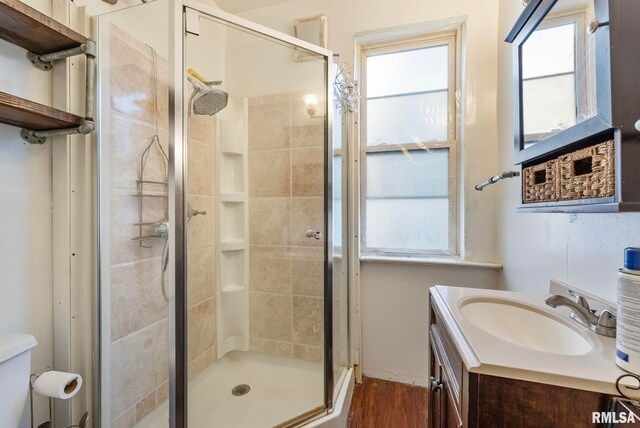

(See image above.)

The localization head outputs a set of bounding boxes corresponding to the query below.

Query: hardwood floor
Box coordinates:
[347,377,428,428]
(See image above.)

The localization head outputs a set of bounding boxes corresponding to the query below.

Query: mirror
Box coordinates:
[520,0,596,148]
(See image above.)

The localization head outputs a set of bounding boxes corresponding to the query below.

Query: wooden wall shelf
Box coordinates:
[0,0,85,54]
[0,0,95,144]
[0,91,84,131]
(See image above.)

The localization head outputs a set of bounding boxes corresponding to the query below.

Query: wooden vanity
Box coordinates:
[427,286,640,427]
[429,299,611,427]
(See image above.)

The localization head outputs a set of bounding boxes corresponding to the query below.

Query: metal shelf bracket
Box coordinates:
[21,40,97,144]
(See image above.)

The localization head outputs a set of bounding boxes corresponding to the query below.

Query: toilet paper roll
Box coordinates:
[33,371,83,399]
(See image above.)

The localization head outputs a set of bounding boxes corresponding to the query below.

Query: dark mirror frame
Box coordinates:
[506,0,613,165]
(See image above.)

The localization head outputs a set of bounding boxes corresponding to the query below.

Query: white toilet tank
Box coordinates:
[0,333,37,428]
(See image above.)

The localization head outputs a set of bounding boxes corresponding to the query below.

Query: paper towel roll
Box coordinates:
[33,371,83,399]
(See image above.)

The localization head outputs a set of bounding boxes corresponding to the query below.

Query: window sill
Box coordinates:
[359,256,503,270]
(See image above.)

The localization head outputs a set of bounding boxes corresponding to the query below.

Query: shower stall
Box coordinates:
[96,0,351,426]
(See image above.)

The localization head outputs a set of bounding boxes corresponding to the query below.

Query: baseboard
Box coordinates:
[361,368,428,387]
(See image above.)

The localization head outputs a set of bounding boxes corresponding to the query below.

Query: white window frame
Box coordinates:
[359,30,460,259]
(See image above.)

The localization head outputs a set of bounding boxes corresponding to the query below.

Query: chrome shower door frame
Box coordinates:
[168,2,335,426]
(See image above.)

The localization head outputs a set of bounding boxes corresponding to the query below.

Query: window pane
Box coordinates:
[367,45,448,98]
[523,73,576,137]
[522,23,575,79]
[365,149,449,251]
[367,91,448,145]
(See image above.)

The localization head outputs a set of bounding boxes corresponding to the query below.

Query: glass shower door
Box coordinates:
[96,1,172,426]
[97,2,340,426]
[182,7,332,427]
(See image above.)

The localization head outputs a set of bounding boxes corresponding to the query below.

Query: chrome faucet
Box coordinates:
[545,293,616,337]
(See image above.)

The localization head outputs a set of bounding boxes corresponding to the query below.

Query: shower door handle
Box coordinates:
[305,230,322,240]
[188,208,207,219]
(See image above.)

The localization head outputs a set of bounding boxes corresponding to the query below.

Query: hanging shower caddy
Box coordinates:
[132,46,169,247]
[133,136,169,247]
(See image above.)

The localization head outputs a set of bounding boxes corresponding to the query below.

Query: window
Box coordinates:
[360,32,458,258]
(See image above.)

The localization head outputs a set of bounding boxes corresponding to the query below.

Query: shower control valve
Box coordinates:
[305,230,322,240]
[154,222,169,238]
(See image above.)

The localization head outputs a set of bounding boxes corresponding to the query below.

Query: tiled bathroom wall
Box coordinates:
[247,93,326,362]
[108,24,169,428]
[186,110,218,377]
[107,25,216,428]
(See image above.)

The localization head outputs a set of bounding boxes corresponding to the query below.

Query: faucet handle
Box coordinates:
[568,290,592,310]
[597,310,616,328]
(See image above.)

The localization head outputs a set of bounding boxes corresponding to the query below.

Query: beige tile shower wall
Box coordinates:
[108,24,170,427]
[248,92,325,362]
[107,25,216,428]
[186,109,217,378]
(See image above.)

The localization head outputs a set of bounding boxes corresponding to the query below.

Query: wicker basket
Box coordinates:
[559,140,615,201]
[522,159,560,203]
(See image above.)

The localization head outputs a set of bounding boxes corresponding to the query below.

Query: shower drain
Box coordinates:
[232,384,251,396]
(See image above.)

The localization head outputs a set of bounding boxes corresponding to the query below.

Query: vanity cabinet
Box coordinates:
[428,300,613,427]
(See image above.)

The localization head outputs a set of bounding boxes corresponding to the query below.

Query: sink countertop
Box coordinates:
[431,285,638,398]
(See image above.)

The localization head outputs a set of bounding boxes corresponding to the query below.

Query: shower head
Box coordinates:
[194,90,228,116]
[187,75,228,116]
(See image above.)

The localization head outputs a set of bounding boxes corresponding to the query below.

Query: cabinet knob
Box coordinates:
[430,376,443,392]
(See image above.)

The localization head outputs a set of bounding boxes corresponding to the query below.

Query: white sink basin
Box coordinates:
[460,298,593,356]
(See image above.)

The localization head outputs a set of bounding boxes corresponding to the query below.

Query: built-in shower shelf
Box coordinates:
[0,0,86,55]
[132,194,169,198]
[0,91,85,131]
[221,285,245,294]
[221,241,245,251]
[220,193,245,202]
[221,150,243,156]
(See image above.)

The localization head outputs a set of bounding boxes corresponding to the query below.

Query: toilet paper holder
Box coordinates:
[29,369,89,428]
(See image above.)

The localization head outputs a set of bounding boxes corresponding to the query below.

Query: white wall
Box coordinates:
[235,0,502,385]
[496,1,640,304]
[0,0,54,425]
[360,262,498,384]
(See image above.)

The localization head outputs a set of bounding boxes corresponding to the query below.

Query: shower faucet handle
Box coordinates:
[154,222,169,238]
[305,230,322,240]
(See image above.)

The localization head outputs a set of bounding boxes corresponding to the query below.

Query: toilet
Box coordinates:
[0,333,37,428]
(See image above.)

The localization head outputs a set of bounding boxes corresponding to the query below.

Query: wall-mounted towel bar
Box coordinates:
[475,171,520,191]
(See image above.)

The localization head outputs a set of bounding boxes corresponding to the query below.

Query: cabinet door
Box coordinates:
[441,366,463,428]
[430,326,463,428]
[429,344,444,428]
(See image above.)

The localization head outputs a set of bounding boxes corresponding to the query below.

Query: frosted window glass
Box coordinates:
[365,149,449,251]
[523,73,576,137]
[522,23,575,79]
[367,91,448,146]
[366,199,449,251]
[367,45,448,98]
